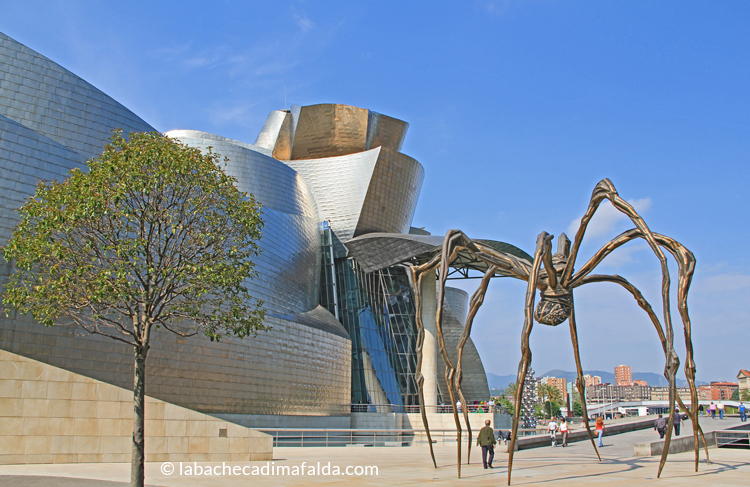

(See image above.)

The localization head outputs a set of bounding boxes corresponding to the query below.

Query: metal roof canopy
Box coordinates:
[344,233,533,279]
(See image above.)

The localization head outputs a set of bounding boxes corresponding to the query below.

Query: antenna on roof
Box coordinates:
[284,87,287,109]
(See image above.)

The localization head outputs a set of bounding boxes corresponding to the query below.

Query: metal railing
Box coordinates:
[350,404,509,414]
[258,428,538,448]
[716,429,750,449]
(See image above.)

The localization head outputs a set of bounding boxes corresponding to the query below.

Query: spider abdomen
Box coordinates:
[534,291,572,326]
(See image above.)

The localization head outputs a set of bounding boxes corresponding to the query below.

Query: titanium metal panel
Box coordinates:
[0,31,155,162]
[437,287,491,403]
[354,147,424,237]
[366,111,409,152]
[290,104,368,160]
[254,109,293,160]
[167,130,322,315]
[284,147,381,251]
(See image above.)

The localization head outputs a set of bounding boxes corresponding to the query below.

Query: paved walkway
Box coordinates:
[0,418,746,486]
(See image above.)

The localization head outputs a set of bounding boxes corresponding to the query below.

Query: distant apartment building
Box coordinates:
[698,385,714,401]
[615,364,633,386]
[586,383,650,403]
[738,370,750,392]
[577,374,602,388]
[705,382,739,400]
[650,386,693,402]
[540,377,567,401]
[633,379,648,387]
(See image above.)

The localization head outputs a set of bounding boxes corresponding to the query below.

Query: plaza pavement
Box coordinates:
[0,417,746,486]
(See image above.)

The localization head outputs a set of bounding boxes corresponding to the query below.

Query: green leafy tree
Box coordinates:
[573,401,584,416]
[504,381,517,399]
[498,396,515,416]
[537,383,563,419]
[545,400,561,418]
[3,131,266,487]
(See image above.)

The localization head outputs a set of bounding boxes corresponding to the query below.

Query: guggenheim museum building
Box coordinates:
[0,31,531,437]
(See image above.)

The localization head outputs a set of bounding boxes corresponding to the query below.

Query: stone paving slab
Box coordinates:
[0,423,746,486]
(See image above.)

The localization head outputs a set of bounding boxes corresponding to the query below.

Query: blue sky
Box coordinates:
[2,1,748,383]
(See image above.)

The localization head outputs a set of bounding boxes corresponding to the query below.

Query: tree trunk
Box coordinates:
[131,346,148,487]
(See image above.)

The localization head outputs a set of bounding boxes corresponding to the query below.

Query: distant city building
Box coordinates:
[633,379,648,387]
[540,377,567,401]
[698,385,714,401]
[650,386,693,402]
[738,370,750,392]
[578,374,602,388]
[615,364,633,386]
[586,383,650,403]
[706,382,739,401]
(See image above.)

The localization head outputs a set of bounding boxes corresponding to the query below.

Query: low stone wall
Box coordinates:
[0,349,272,465]
[634,423,750,456]
[516,417,659,451]
[634,432,715,457]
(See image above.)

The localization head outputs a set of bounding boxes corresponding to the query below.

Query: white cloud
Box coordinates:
[567,197,652,239]
[293,10,315,32]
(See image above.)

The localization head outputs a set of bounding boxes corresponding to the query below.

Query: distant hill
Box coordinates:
[487,369,706,389]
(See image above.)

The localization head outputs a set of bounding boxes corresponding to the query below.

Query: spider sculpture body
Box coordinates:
[407,179,707,485]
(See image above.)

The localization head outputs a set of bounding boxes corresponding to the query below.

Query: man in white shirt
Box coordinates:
[717,401,725,420]
[548,419,559,447]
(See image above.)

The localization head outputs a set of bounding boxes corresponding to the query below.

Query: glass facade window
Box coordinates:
[329,258,422,407]
[319,222,339,320]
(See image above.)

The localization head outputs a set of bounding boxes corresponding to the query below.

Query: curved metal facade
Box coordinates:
[166,130,323,315]
[0,29,494,421]
[438,287,491,403]
[0,32,351,420]
[259,104,425,252]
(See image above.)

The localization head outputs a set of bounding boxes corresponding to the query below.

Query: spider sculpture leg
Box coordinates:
[572,228,708,471]
[408,264,437,468]
[435,229,475,477]
[454,264,497,465]
[578,271,708,470]
[667,242,709,469]
[508,232,549,486]
[567,300,601,461]
[562,180,684,478]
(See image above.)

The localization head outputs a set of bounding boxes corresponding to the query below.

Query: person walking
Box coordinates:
[560,418,569,447]
[717,401,725,420]
[595,416,605,447]
[548,418,559,447]
[654,414,667,439]
[709,401,716,419]
[673,409,683,436]
[476,420,496,469]
[739,402,746,422]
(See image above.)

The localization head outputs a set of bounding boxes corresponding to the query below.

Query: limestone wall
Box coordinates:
[0,349,272,465]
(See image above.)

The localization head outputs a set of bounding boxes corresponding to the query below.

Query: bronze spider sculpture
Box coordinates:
[407,179,708,485]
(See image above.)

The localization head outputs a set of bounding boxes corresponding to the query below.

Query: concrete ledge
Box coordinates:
[516,417,659,451]
[635,423,750,456]
[634,433,715,457]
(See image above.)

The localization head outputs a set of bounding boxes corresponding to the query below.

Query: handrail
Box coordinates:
[254,427,539,448]
[349,404,510,414]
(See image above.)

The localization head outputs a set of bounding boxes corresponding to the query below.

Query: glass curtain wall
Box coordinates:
[332,258,421,408]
